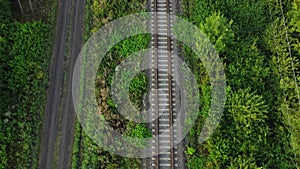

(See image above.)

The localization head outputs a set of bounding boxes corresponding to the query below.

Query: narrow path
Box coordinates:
[38,0,72,168]
[58,0,85,168]
[38,0,84,168]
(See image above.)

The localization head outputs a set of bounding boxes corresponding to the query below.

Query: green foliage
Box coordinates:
[72,122,83,169]
[0,0,12,24]
[186,147,196,156]
[181,0,215,24]
[8,22,49,94]
[0,14,56,169]
[73,0,148,168]
[228,155,262,169]
[224,39,272,99]
[87,34,150,168]
[195,89,269,168]
[264,4,300,165]
[74,0,300,168]
[289,0,300,34]
[0,4,51,167]
[182,0,300,168]
[126,122,152,148]
[288,0,300,55]
[90,0,146,33]
[129,72,148,110]
[227,88,268,128]
[225,88,269,156]
[127,123,152,139]
[199,12,234,53]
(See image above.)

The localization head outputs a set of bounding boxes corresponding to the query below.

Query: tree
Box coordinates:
[199,12,234,54]
[222,88,269,167]
[264,8,300,167]
[288,0,300,55]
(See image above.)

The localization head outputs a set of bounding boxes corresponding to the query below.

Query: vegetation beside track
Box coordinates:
[71,0,152,168]
[180,0,300,168]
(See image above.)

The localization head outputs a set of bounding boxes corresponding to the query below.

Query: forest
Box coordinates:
[0,0,55,168]
[181,0,300,168]
[0,0,299,168]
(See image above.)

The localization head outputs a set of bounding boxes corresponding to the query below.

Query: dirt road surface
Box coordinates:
[57,0,85,168]
[38,0,84,168]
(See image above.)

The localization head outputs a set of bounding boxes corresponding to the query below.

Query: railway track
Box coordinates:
[149,0,180,168]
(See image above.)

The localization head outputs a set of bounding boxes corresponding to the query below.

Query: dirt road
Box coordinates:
[57,0,85,168]
[38,0,84,168]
